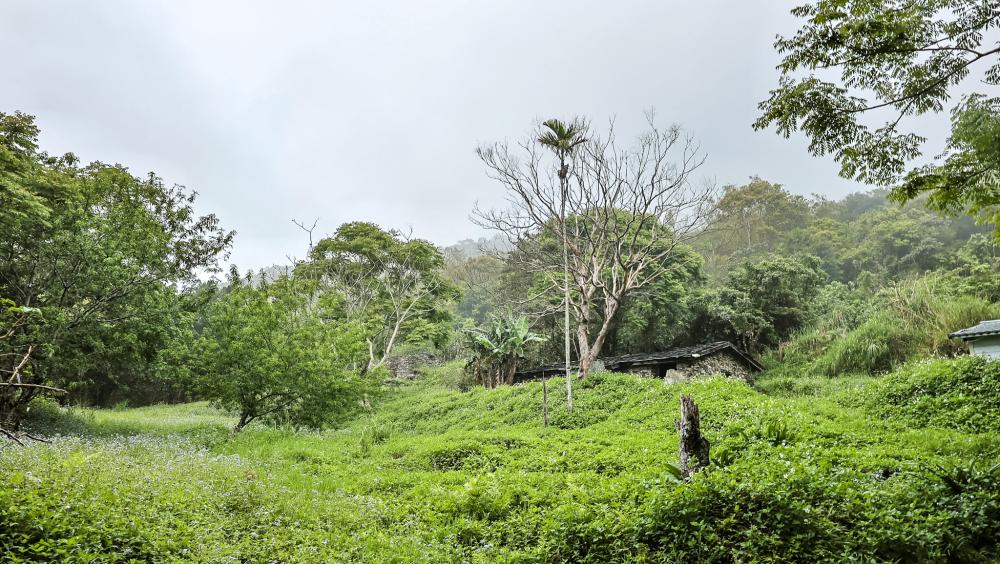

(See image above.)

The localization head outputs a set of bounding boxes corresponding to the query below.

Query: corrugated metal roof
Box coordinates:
[950,319,1000,340]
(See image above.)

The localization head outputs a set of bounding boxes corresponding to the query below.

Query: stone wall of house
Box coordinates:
[628,366,657,377]
[684,351,753,382]
[385,353,439,380]
[623,350,753,384]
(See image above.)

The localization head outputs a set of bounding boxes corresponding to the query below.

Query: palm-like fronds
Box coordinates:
[537,118,587,157]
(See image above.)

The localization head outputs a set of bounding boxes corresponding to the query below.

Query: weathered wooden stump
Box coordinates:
[678,394,710,479]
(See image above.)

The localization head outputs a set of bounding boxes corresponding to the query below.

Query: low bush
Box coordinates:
[864,356,1000,433]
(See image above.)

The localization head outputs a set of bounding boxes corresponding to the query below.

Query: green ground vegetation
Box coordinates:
[3,357,999,562]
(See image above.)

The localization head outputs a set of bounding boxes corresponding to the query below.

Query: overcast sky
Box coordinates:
[2,1,940,269]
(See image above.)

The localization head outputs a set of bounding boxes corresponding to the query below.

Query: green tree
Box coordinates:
[840,205,949,280]
[445,254,506,324]
[171,270,369,431]
[598,246,704,355]
[896,95,1000,235]
[714,177,811,254]
[694,255,826,352]
[307,222,459,370]
[785,217,851,280]
[0,112,232,430]
[465,311,546,389]
[755,0,1000,236]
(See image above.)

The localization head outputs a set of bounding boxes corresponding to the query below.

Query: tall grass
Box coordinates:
[883,276,1000,356]
[776,275,1000,378]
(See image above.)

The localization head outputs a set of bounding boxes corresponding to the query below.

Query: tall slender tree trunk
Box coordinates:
[560,160,573,410]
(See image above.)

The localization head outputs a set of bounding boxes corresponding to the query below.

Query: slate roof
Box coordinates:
[514,341,763,381]
[603,341,764,373]
[949,319,1000,340]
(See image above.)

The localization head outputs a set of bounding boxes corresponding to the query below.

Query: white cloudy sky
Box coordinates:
[1,1,946,269]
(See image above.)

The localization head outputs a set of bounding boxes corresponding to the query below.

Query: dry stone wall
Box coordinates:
[623,351,753,384]
[683,351,753,382]
[385,353,439,380]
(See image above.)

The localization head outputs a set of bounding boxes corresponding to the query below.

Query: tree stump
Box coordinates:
[678,394,710,479]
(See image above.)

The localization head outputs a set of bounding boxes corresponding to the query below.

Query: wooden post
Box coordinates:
[542,377,549,427]
[678,394,709,479]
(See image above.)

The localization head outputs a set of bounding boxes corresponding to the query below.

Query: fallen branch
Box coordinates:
[0,427,24,446]
[0,382,68,394]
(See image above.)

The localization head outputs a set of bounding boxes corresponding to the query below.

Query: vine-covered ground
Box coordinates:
[2,358,999,562]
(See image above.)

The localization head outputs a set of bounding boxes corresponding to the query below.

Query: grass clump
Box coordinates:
[812,313,923,376]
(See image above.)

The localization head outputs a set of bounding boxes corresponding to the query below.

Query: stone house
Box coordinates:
[602,342,763,383]
[949,320,1000,359]
[513,341,763,384]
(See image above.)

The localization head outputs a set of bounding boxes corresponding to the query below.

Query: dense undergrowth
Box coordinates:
[2,358,1000,562]
[761,276,1000,391]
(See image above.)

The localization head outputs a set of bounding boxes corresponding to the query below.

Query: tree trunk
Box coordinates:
[234,411,251,432]
[574,308,615,379]
[561,172,573,411]
[503,359,517,386]
[678,394,710,479]
[557,154,575,410]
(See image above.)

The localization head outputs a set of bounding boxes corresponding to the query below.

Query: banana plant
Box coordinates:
[466,311,546,388]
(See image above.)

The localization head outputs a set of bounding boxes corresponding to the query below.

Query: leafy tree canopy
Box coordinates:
[307,222,459,368]
[0,111,232,426]
[755,0,1000,237]
[694,255,827,352]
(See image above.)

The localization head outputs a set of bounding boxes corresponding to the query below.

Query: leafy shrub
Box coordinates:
[164,271,372,431]
[427,443,501,471]
[864,356,1000,433]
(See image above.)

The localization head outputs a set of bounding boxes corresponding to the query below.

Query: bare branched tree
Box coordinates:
[474,114,717,378]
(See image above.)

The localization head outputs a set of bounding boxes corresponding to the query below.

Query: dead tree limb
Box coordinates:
[0,427,24,446]
[0,383,68,394]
